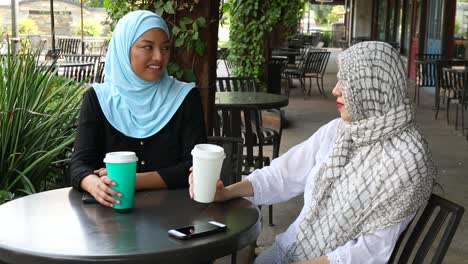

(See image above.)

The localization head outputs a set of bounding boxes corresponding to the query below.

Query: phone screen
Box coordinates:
[168,221,226,239]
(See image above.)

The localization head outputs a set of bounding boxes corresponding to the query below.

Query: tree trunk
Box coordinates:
[170,0,220,134]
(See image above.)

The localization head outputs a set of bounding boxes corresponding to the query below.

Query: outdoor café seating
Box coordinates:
[388,193,464,264]
[282,50,331,97]
[442,68,468,134]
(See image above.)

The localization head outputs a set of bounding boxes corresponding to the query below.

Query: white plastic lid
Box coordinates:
[103,151,138,163]
[191,144,225,160]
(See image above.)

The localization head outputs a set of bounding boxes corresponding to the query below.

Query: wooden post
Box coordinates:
[168,0,220,134]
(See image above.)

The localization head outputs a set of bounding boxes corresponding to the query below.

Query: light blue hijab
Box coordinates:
[93,10,195,139]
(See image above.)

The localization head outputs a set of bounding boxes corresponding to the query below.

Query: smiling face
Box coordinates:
[332,82,352,122]
[130,28,170,81]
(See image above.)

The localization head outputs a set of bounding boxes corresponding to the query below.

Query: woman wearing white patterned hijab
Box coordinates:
[189,41,436,264]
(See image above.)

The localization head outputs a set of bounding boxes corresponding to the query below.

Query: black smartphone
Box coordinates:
[82,192,98,204]
[168,221,227,240]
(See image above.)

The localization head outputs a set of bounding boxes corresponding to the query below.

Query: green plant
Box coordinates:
[103,0,207,82]
[19,18,40,35]
[454,19,461,37]
[73,19,104,36]
[327,5,345,25]
[312,5,332,26]
[0,40,84,204]
[321,30,331,47]
[228,0,305,79]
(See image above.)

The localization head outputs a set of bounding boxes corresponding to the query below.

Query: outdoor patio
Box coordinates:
[1,0,467,262]
[215,55,468,263]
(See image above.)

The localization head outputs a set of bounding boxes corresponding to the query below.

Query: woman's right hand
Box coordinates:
[82,174,122,207]
[188,172,230,202]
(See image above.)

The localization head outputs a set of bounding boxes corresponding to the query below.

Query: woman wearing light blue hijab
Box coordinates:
[70,10,206,207]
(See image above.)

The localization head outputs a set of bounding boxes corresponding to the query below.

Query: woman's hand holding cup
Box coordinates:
[188,168,229,202]
[85,172,122,208]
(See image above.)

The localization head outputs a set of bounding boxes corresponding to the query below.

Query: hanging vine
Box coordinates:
[228,0,305,79]
[103,0,207,82]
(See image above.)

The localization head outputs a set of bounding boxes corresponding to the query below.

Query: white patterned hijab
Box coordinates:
[286,41,436,261]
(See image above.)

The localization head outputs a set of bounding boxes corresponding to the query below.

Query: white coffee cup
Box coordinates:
[191,144,226,203]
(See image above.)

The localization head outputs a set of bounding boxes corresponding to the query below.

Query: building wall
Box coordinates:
[0,0,108,36]
[352,0,373,39]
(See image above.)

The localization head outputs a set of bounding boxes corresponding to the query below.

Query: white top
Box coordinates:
[245,119,415,264]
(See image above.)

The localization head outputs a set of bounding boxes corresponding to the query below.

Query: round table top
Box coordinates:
[0,188,261,264]
[215,91,289,110]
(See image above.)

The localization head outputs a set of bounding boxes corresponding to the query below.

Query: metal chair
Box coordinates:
[444,69,468,134]
[389,193,464,264]
[58,62,95,83]
[211,91,279,226]
[416,53,444,61]
[57,37,81,55]
[95,61,106,83]
[64,54,101,82]
[282,51,330,97]
[414,60,438,106]
[207,136,249,264]
[64,54,101,64]
[304,50,331,96]
[207,136,243,187]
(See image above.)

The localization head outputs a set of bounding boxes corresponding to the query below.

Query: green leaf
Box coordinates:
[196,17,207,28]
[192,31,199,40]
[195,39,205,56]
[163,1,175,14]
[172,26,181,36]
[175,37,184,47]
[180,17,194,25]
[182,69,197,82]
[179,21,187,31]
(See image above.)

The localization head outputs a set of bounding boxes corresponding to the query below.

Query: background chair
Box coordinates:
[207,136,243,186]
[57,37,81,55]
[95,61,106,83]
[415,60,438,106]
[443,69,468,133]
[58,62,95,83]
[212,99,278,226]
[303,50,331,96]
[388,193,464,264]
[434,60,468,119]
[282,50,309,96]
[64,54,101,64]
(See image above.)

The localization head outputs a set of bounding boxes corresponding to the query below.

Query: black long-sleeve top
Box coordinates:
[70,87,206,190]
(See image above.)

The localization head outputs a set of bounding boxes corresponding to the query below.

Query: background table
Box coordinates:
[214,91,289,170]
[215,91,289,110]
[0,188,261,264]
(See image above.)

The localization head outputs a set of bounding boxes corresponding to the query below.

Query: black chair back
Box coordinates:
[304,51,331,76]
[216,77,258,92]
[211,106,265,174]
[57,37,81,55]
[207,136,243,186]
[95,61,106,83]
[416,53,444,61]
[389,194,464,264]
[59,62,95,83]
[415,60,438,87]
[64,54,101,64]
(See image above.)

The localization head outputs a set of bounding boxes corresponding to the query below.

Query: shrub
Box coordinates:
[0,41,84,204]
[73,19,104,37]
[19,18,40,34]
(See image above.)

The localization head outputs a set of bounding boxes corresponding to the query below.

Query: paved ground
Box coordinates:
[215,51,468,263]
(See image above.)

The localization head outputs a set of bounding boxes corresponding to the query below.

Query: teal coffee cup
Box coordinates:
[104,152,138,210]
